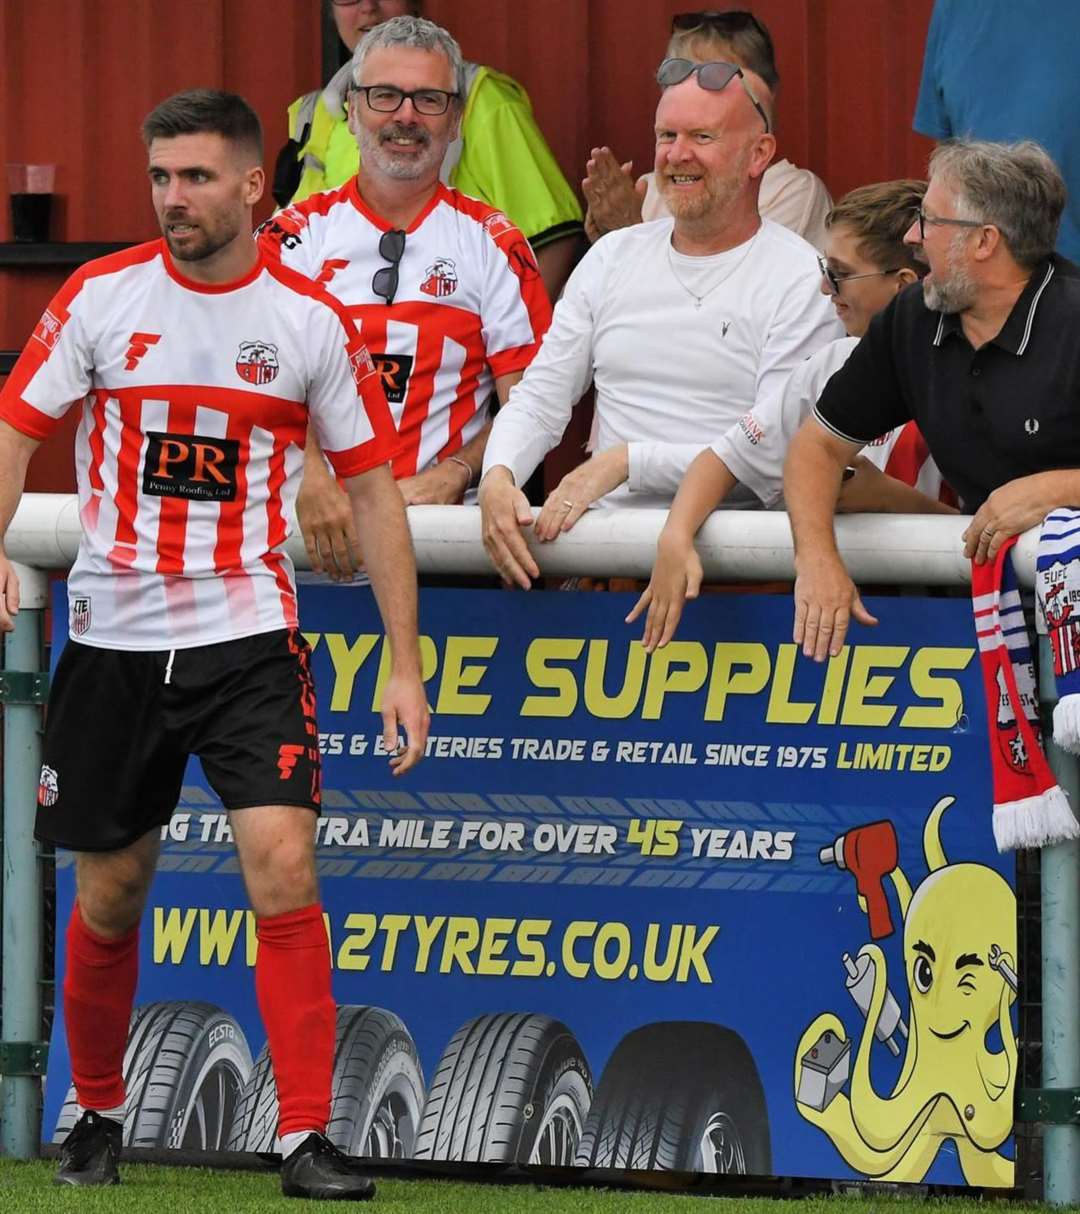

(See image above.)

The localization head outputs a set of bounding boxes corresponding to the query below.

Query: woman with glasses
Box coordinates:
[584,10,831,249]
[627,179,958,654]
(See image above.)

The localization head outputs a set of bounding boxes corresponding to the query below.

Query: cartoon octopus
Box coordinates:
[794,796,1017,1185]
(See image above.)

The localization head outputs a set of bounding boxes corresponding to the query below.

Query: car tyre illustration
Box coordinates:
[575,1022,770,1174]
[226,1004,425,1159]
[53,1000,252,1151]
[414,1012,592,1165]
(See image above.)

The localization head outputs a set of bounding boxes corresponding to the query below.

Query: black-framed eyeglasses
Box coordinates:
[817,256,903,296]
[353,84,459,116]
[372,228,406,306]
[909,207,985,242]
[656,57,770,133]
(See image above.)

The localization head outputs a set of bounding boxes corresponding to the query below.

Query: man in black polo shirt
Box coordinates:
[784,139,1080,660]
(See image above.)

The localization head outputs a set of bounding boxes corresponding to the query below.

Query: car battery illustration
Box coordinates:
[797,1028,850,1112]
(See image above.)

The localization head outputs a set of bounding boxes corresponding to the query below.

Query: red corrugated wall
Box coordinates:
[0,0,935,491]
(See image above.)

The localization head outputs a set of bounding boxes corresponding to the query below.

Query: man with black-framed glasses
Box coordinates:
[260,16,551,580]
[277,0,582,302]
[786,139,1080,663]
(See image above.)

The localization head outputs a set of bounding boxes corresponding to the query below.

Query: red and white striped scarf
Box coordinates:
[971,536,1079,850]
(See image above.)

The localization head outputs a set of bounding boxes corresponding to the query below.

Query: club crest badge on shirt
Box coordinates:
[38,764,59,808]
[71,595,92,637]
[420,258,458,298]
[236,340,280,385]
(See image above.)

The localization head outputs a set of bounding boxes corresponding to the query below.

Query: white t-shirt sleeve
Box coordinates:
[482,241,605,486]
[712,338,858,507]
[626,442,710,495]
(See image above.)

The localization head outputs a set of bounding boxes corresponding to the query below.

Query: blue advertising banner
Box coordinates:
[45,584,1017,1187]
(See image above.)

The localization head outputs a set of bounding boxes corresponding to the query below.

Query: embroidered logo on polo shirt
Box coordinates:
[1025,418,1040,435]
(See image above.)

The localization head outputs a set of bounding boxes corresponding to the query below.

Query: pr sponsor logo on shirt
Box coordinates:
[348,341,377,391]
[37,764,59,808]
[374,352,414,404]
[738,413,764,445]
[32,309,64,353]
[420,257,459,298]
[236,341,280,386]
[143,432,240,502]
[71,595,92,637]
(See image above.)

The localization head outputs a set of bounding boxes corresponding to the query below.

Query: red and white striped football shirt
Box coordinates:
[258,180,551,478]
[0,241,396,650]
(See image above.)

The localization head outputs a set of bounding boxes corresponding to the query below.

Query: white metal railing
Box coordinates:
[5,493,1040,585]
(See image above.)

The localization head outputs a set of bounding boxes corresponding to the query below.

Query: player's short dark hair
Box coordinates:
[142,90,263,163]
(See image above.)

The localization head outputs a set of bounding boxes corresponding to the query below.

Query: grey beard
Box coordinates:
[922,266,977,314]
[357,124,441,182]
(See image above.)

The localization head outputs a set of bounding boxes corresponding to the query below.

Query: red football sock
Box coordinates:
[63,902,139,1111]
[255,903,335,1136]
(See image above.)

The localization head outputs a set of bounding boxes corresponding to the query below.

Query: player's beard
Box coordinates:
[922,230,977,314]
[357,121,445,182]
[162,209,243,264]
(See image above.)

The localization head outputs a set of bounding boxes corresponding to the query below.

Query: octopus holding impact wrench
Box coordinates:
[794,796,1017,1185]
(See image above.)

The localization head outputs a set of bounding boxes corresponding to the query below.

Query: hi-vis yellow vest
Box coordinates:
[286,62,582,247]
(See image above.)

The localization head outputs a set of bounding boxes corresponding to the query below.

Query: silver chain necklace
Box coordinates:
[666,229,761,309]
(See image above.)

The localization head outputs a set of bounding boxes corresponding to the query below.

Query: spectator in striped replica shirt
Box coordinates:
[260,16,552,581]
[628,179,957,652]
[0,89,427,1199]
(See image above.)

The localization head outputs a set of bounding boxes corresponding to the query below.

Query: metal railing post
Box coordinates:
[1036,637,1080,1206]
[0,562,49,1159]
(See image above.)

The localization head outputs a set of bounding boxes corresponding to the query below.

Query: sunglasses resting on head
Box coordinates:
[656,57,771,133]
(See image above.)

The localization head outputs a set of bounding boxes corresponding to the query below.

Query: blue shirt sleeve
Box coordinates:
[913,0,953,139]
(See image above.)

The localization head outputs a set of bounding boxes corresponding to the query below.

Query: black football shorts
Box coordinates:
[35,629,322,852]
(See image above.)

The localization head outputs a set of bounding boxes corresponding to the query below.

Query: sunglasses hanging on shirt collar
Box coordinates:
[372,228,406,306]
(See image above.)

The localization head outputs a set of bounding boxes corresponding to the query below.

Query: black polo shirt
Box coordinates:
[813,254,1080,510]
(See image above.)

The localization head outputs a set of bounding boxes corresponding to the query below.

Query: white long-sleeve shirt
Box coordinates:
[483,217,842,508]
[714,336,952,507]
